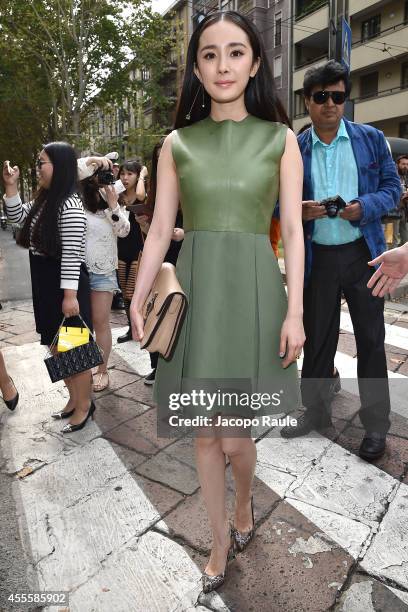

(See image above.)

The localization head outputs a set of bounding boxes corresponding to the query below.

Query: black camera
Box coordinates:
[320,195,347,218]
[96,168,116,185]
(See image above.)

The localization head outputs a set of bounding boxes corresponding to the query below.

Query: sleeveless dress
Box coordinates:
[154,115,300,422]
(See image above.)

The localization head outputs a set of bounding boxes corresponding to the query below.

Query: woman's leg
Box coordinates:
[63,376,76,412]
[66,369,93,425]
[91,290,113,376]
[221,435,257,533]
[0,350,17,401]
[195,431,231,576]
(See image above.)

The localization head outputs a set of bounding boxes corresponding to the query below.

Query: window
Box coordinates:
[294,90,307,117]
[400,121,408,139]
[361,15,381,41]
[402,62,408,89]
[141,68,150,81]
[359,71,378,99]
[274,55,282,89]
[274,11,282,47]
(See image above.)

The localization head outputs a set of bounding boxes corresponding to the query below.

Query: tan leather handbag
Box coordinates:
[140,263,187,360]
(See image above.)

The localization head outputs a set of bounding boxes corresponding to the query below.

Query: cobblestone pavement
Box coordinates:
[0,299,408,612]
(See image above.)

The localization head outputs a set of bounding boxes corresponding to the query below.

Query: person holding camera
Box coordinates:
[116,160,149,344]
[280,61,401,462]
[2,144,94,432]
[392,155,408,248]
[79,157,130,392]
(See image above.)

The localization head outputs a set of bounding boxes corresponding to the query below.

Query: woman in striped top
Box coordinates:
[2,142,95,433]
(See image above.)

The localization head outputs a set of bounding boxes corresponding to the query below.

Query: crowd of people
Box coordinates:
[1,9,408,595]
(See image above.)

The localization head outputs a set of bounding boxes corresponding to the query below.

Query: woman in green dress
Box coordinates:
[131,11,305,593]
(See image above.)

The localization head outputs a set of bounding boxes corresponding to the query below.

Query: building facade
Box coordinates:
[292,0,408,137]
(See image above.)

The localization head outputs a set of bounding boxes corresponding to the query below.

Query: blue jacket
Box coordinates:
[297,119,402,284]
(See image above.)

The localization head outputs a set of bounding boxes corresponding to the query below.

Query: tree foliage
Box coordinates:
[0,0,175,164]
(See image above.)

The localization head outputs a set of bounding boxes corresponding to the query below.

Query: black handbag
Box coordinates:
[44,316,103,383]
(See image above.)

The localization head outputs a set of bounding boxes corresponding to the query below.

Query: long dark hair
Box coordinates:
[18,142,78,257]
[174,11,290,129]
[146,138,165,210]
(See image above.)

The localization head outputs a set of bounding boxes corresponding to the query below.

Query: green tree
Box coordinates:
[0,0,174,148]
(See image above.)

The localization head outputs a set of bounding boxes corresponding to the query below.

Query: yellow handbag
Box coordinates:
[57,322,90,352]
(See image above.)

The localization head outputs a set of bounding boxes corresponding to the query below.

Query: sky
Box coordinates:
[152,0,174,14]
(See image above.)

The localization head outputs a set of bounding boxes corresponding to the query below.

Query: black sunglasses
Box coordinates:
[312,90,346,105]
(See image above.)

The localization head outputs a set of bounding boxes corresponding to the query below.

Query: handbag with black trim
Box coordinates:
[44,315,103,383]
[140,263,188,360]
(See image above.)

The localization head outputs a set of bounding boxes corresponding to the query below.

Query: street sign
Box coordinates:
[341,17,352,73]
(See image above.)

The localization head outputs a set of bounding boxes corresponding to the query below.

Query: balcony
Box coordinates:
[349,0,388,18]
[293,53,328,91]
[351,22,408,72]
[294,3,329,44]
[353,85,408,124]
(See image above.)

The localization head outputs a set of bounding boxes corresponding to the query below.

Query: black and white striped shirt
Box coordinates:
[4,193,86,290]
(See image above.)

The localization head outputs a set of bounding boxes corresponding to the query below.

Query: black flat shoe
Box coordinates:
[61,402,96,434]
[117,328,132,343]
[51,407,75,419]
[231,495,255,553]
[2,378,19,411]
[359,432,386,461]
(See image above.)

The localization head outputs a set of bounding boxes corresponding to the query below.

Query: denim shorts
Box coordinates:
[89,270,119,292]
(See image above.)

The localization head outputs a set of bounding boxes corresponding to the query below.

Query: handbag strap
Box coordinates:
[48,314,93,351]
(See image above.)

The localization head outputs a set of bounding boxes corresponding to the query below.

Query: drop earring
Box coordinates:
[186,84,202,120]
[201,85,205,108]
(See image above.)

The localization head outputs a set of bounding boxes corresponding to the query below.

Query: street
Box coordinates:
[1,237,408,612]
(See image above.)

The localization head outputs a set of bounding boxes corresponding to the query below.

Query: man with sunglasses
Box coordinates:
[281,61,401,461]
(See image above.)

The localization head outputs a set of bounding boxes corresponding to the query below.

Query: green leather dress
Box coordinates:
[154,114,300,421]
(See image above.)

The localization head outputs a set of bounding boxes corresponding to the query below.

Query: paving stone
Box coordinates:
[288,498,371,560]
[256,432,332,478]
[1,420,78,474]
[217,500,353,612]
[386,349,408,373]
[337,332,357,357]
[0,308,35,326]
[335,572,408,611]
[110,333,151,377]
[331,390,361,422]
[136,450,199,495]
[93,368,140,398]
[67,531,203,612]
[113,377,156,407]
[16,438,130,520]
[398,359,408,376]
[0,329,16,341]
[162,466,280,552]
[94,394,150,433]
[335,425,408,481]
[164,436,196,467]
[109,442,147,471]
[103,410,175,456]
[361,483,408,589]
[353,410,408,440]
[287,443,396,526]
[32,471,172,590]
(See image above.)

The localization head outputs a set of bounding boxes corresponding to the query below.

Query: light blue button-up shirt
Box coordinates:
[311,119,362,245]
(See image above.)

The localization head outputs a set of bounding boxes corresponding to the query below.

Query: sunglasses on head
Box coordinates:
[311,90,346,105]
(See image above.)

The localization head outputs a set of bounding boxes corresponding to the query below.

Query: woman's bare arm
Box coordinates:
[130,134,180,337]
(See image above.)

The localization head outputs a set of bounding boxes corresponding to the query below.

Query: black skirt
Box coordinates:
[29,252,92,346]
